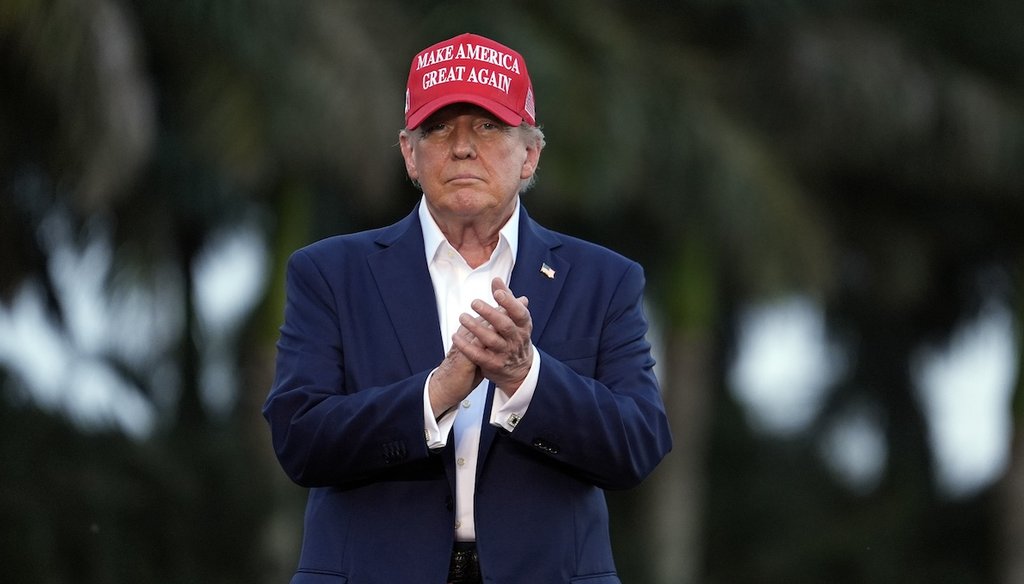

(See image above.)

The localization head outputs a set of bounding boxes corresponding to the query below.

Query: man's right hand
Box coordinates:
[428,328,483,418]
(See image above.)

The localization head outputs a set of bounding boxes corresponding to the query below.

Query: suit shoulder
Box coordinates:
[546,229,641,271]
[292,211,417,264]
[297,228,384,257]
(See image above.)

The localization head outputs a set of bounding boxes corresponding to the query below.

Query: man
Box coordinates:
[264,32,672,584]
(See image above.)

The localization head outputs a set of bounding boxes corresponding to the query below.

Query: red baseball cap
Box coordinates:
[404,33,537,129]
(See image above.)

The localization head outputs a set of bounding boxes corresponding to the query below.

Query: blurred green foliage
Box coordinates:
[1,1,1022,582]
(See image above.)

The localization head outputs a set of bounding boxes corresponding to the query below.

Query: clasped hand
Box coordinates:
[428,278,533,418]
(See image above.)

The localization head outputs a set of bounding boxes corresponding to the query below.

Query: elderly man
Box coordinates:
[264,32,672,584]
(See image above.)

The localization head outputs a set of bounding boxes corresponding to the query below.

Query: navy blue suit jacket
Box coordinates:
[264,204,672,584]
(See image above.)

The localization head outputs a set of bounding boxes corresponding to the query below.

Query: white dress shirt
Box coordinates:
[418,196,541,542]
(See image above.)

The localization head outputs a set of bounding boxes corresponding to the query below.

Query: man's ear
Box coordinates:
[521,142,542,180]
[399,132,419,181]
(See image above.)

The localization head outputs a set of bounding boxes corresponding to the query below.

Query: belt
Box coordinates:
[447,542,481,584]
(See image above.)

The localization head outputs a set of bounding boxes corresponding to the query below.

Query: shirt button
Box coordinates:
[455,520,462,529]
[462,400,471,408]
[457,457,466,467]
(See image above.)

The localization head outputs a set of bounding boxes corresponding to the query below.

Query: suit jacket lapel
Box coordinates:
[478,207,567,469]
[507,208,568,343]
[366,208,459,487]
[366,208,445,375]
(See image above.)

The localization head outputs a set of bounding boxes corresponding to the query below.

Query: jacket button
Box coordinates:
[532,438,560,455]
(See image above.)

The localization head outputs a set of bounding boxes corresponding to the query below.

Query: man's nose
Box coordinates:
[450,126,476,159]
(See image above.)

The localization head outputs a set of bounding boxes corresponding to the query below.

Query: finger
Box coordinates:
[459,308,499,339]
[467,297,525,327]
[490,277,526,300]
[452,321,489,351]
[470,299,506,324]
[491,277,510,296]
[490,281,531,326]
[451,326,493,367]
[459,310,506,350]
[490,278,516,310]
[469,299,526,345]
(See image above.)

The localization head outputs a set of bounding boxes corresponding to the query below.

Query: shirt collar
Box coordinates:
[418,195,521,267]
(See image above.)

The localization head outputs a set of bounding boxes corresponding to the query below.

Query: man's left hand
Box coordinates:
[451,277,533,396]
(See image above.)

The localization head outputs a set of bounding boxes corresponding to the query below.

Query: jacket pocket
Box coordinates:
[291,569,348,583]
[542,337,599,376]
[543,337,598,360]
[570,573,620,583]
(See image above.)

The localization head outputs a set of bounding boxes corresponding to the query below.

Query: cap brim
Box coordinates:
[406,93,523,129]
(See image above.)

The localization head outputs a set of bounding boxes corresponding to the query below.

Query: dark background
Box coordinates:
[2,1,1022,582]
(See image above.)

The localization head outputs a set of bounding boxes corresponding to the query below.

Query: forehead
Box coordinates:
[421,103,508,126]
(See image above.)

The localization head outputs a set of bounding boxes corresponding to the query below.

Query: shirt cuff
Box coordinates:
[423,368,457,449]
[490,344,541,432]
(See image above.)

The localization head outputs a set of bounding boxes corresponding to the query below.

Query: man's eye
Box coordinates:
[478,122,507,134]
[424,121,450,132]
[419,124,446,138]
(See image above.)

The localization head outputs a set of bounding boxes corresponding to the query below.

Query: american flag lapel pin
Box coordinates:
[540,262,556,279]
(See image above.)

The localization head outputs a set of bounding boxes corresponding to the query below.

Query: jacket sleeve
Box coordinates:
[507,261,673,490]
[262,248,436,488]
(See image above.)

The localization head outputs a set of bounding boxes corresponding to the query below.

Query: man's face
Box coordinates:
[400,104,541,225]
